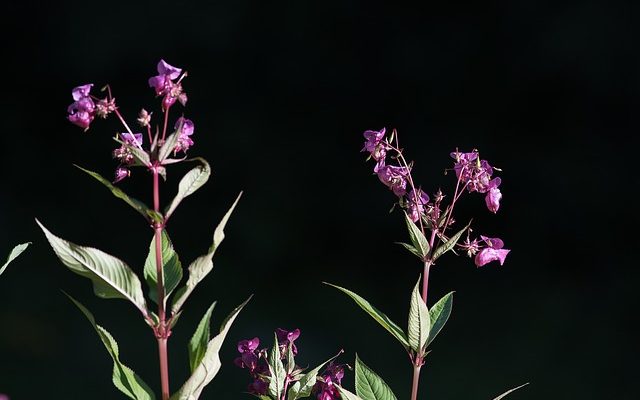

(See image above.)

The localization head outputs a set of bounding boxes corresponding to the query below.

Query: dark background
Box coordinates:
[0,0,636,399]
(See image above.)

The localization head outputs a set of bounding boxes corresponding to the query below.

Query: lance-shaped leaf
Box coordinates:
[37,220,148,316]
[75,165,162,223]
[431,221,471,262]
[1,242,30,277]
[408,277,430,353]
[325,283,410,351]
[355,355,398,400]
[170,296,251,400]
[492,383,529,400]
[171,193,242,314]
[158,125,182,163]
[395,242,423,260]
[337,386,365,400]
[268,333,287,399]
[143,230,183,306]
[188,301,217,373]
[66,294,155,400]
[425,291,454,348]
[404,213,429,259]
[287,351,343,400]
[165,158,211,220]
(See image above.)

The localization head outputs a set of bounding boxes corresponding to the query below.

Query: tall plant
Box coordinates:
[38,60,249,400]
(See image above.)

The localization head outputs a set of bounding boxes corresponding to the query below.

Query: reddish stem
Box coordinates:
[410,364,422,400]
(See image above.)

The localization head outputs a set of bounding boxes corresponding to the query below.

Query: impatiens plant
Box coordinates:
[41,60,250,400]
[325,128,526,399]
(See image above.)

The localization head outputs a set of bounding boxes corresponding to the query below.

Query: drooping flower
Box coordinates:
[276,328,301,355]
[485,178,502,213]
[313,362,345,400]
[450,150,496,193]
[67,84,96,130]
[377,164,409,197]
[406,188,430,222]
[474,235,510,267]
[148,59,187,109]
[362,128,388,161]
[173,117,194,153]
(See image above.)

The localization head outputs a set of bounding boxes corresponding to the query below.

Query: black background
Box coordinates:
[0,1,636,399]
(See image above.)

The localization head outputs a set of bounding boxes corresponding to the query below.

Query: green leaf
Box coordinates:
[143,230,183,306]
[1,242,30,277]
[268,333,287,399]
[425,291,454,348]
[492,383,529,400]
[337,386,365,400]
[171,192,242,314]
[66,294,156,400]
[287,351,342,400]
[407,277,430,353]
[165,158,211,220]
[395,242,423,259]
[188,301,217,373]
[431,222,470,262]
[170,296,251,400]
[37,220,148,316]
[158,125,182,163]
[74,165,162,223]
[404,213,430,259]
[355,355,398,400]
[325,283,410,351]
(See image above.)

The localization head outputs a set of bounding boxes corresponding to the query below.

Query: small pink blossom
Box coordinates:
[474,236,510,267]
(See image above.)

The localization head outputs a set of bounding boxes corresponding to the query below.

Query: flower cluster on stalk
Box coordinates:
[361,128,510,268]
[312,362,345,400]
[66,60,195,183]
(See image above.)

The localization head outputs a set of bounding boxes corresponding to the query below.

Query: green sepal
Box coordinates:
[171,192,242,314]
[65,293,156,400]
[325,283,410,352]
[74,165,162,223]
[170,296,251,400]
[188,301,217,373]
[431,221,470,262]
[403,213,430,259]
[355,354,398,400]
[407,276,430,353]
[1,242,30,277]
[37,219,148,316]
[425,291,454,348]
[143,230,183,306]
[164,158,211,220]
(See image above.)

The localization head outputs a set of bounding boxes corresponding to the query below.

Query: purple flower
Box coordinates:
[474,236,510,267]
[148,60,187,109]
[234,337,261,373]
[313,362,345,400]
[67,84,96,130]
[485,178,502,213]
[377,164,409,197]
[451,150,496,193]
[248,379,268,396]
[406,188,430,222]
[173,117,194,153]
[276,328,301,355]
[362,128,388,161]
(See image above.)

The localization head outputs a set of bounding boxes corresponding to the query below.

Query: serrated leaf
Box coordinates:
[74,165,161,223]
[188,301,216,373]
[37,220,148,316]
[407,277,430,353]
[1,242,30,277]
[396,242,423,259]
[268,332,287,399]
[355,355,397,400]
[143,230,183,306]
[404,213,430,259]
[492,383,529,400]
[287,351,342,399]
[431,222,470,262]
[325,283,409,351]
[337,386,365,400]
[425,291,454,348]
[165,158,211,220]
[170,296,251,400]
[66,294,156,400]
[171,193,242,314]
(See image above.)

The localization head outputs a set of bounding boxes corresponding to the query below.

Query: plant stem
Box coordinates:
[410,364,422,400]
[153,167,170,400]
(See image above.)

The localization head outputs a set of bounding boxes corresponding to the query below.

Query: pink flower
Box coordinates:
[148,60,187,109]
[474,236,510,267]
[485,178,502,213]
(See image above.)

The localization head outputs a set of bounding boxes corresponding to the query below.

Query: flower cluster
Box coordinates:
[361,128,510,268]
[312,362,345,400]
[67,60,195,183]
